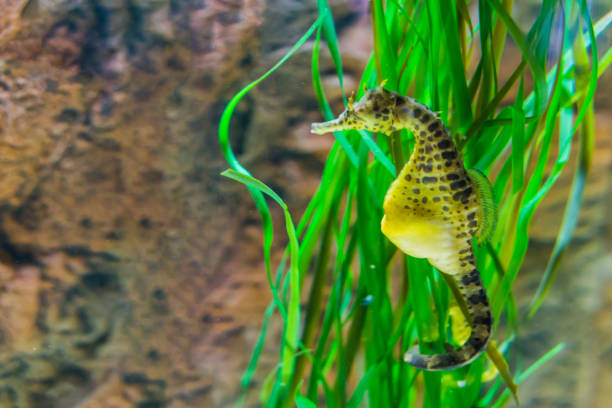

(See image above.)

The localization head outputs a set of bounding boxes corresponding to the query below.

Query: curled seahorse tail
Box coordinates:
[404,270,493,371]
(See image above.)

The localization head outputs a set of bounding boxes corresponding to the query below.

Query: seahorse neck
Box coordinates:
[394,108,464,175]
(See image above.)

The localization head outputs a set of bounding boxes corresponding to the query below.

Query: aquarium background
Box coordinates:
[0,0,611,407]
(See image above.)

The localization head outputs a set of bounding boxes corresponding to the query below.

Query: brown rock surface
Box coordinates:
[0,0,358,407]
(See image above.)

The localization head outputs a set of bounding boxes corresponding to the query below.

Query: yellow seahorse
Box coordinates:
[311,84,495,371]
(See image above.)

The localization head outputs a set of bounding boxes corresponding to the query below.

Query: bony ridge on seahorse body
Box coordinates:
[311,84,495,371]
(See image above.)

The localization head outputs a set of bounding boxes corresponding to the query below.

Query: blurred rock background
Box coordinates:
[0,0,610,407]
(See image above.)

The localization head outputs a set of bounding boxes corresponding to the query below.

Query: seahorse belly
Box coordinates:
[381,215,463,274]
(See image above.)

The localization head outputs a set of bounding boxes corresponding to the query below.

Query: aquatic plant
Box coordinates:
[219,1,612,406]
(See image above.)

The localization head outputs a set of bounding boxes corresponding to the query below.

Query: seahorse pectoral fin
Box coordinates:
[403,269,493,371]
[467,168,497,242]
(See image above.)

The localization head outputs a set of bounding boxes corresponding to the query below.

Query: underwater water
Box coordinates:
[0,0,611,407]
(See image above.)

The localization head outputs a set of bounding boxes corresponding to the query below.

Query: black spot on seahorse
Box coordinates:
[473,314,492,326]
[438,140,451,149]
[468,290,488,305]
[428,121,440,132]
[461,271,479,286]
[421,164,433,172]
[441,151,458,160]
[463,187,473,199]
[452,187,473,201]
[422,176,437,183]
[469,336,486,350]
[450,180,467,190]
[446,173,459,180]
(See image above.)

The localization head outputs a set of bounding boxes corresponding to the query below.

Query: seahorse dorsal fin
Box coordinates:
[467,168,497,242]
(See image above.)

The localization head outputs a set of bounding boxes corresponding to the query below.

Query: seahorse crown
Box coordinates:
[312,84,426,135]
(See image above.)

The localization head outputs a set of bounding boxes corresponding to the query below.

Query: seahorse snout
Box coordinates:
[311,111,350,134]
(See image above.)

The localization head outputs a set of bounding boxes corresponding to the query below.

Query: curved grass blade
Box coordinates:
[492,343,565,407]
[311,25,359,167]
[221,170,288,215]
[439,0,473,129]
[597,45,612,77]
[527,3,597,317]
[317,0,345,98]
[236,302,276,408]
[219,13,326,320]
[485,0,547,116]
[485,344,518,406]
[371,0,398,87]
[219,12,326,171]
[569,0,598,138]
[491,24,573,320]
[219,17,325,398]
[527,152,588,318]
[463,59,526,144]
[296,395,317,408]
[221,169,301,385]
[519,10,612,118]
[358,130,396,176]
[346,363,385,408]
[510,105,525,193]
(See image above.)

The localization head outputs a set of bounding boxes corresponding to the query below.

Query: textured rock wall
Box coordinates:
[0,0,362,406]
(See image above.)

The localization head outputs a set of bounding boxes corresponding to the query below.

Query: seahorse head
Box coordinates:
[311,84,402,134]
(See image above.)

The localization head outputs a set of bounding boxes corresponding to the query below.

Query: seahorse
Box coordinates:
[311,84,495,371]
